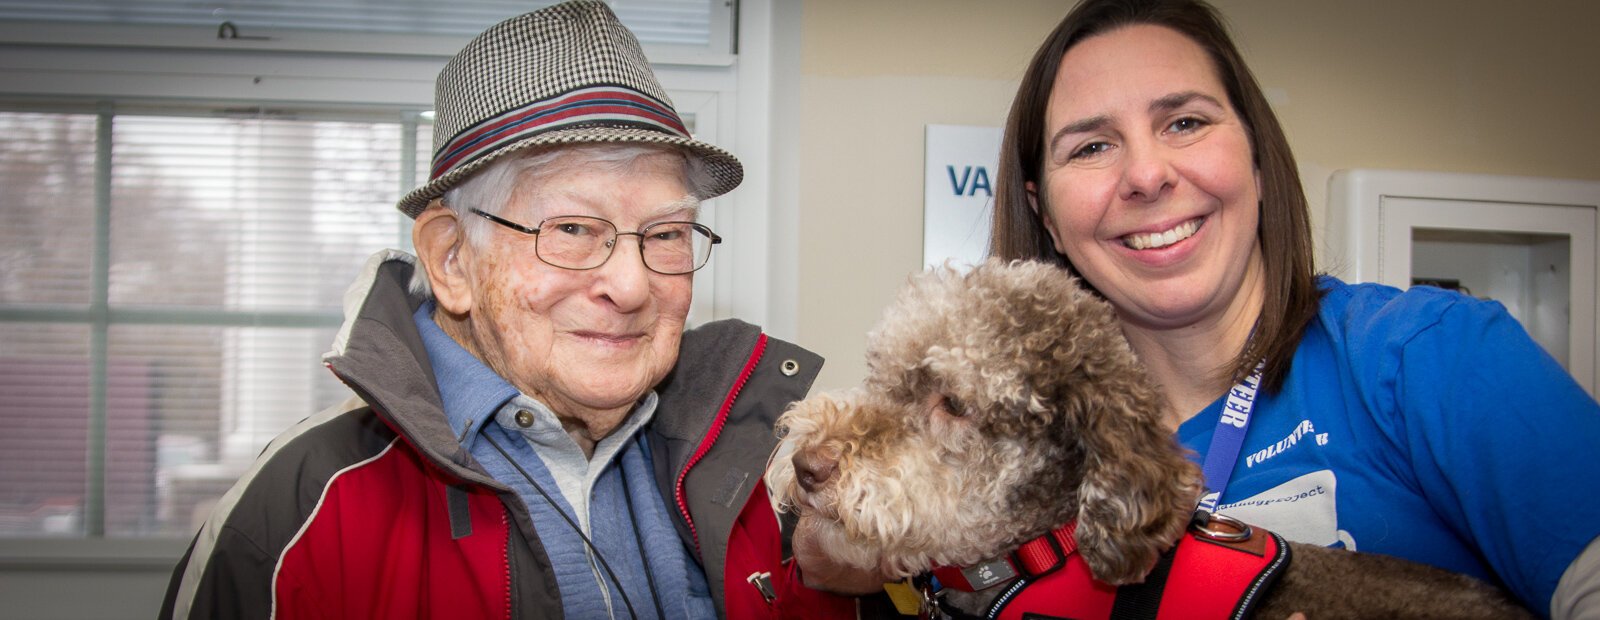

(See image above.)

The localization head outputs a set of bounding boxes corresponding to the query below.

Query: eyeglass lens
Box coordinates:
[536,215,713,274]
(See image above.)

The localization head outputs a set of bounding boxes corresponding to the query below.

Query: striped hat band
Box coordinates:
[430,84,689,181]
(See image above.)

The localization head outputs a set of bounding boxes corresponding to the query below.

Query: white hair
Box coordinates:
[407,143,713,297]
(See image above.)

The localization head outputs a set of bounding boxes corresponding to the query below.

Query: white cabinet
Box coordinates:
[1327,169,1600,395]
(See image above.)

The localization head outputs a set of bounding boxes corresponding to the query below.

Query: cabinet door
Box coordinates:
[1328,169,1600,395]
[1379,197,1594,386]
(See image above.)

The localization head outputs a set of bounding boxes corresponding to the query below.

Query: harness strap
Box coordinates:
[920,514,1292,620]
[1015,522,1077,576]
[1107,547,1176,620]
[931,523,1078,592]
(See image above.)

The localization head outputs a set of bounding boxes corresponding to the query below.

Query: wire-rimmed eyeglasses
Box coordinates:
[470,209,721,275]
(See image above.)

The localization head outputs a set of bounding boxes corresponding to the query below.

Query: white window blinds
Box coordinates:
[0,108,430,538]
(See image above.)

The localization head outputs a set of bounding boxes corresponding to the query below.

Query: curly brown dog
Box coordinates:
[766,259,1531,619]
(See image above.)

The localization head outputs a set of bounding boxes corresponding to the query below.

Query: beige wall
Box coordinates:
[791,0,1600,391]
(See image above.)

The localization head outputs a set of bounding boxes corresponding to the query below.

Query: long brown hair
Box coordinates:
[991,0,1319,392]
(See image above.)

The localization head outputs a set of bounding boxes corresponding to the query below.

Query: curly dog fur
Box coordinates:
[766,259,1531,619]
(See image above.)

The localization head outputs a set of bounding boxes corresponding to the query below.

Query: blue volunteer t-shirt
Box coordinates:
[1179,276,1600,617]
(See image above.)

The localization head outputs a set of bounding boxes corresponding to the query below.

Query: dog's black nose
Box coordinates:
[793,452,835,493]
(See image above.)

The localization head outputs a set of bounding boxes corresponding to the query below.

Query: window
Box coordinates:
[0,107,430,538]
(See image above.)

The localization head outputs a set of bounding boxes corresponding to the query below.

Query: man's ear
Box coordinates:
[413,202,474,315]
[1026,181,1066,254]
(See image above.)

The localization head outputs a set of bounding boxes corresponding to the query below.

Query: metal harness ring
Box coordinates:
[1191,511,1253,543]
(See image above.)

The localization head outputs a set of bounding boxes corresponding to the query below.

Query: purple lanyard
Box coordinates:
[1197,360,1264,513]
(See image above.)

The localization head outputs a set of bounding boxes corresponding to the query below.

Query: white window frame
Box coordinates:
[0,0,737,65]
[0,0,785,576]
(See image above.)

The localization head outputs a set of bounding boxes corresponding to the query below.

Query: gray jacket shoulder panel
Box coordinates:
[651,320,825,617]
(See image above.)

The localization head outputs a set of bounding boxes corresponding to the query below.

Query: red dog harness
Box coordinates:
[918,513,1290,620]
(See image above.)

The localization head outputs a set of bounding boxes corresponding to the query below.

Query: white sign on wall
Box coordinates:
[923,124,1003,268]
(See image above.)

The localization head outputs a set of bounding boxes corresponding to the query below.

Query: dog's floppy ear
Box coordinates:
[1069,375,1202,585]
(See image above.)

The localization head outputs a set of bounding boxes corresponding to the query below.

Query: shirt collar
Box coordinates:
[491,390,659,469]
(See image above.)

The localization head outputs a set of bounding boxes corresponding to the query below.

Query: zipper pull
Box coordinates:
[747,571,777,605]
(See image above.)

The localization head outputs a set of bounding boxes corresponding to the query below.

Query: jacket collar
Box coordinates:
[411,299,518,449]
[322,251,504,489]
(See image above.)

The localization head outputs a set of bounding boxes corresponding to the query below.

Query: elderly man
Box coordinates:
[159,2,856,618]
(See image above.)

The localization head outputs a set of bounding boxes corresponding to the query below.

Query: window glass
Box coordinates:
[105,324,346,537]
[0,108,423,539]
[0,322,92,537]
[109,116,406,310]
[0,112,97,306]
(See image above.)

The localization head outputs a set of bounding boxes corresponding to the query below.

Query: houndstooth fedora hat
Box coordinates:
[396,0,743,217]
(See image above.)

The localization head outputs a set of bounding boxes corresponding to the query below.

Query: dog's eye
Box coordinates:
[939,396,967,418]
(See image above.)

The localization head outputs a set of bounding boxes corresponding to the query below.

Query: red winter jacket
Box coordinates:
[160,252,857,619]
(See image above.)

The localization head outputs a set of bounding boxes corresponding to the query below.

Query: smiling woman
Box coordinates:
[1032,25,1265,413]
[982,0,1600,618]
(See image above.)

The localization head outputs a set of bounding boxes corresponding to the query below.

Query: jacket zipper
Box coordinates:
[674,333,768,554]
[501,509,513,620]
